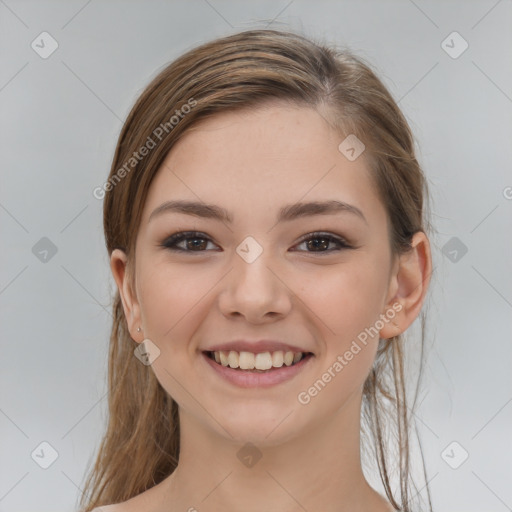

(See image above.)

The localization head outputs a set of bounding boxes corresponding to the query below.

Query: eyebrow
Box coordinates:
[148,199,368,225]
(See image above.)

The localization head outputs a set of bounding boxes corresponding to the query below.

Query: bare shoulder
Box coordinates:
[91,480,174,512]
[90,505,126,512]
[89,480,168,512]
[89,500,139,512]
[89,500,137,512]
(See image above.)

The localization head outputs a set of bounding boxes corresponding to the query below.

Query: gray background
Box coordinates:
[1,1,511,511]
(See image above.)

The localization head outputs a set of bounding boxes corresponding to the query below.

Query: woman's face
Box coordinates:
[121,103,402,444]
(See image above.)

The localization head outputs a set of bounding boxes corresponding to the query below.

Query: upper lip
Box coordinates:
[204,340,313,354]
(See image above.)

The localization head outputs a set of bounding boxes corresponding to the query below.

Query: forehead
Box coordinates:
[142,104,386,228]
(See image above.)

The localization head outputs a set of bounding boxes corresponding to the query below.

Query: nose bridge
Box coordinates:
[219,234,291,320]
[233,234,277,292]
[235,234,267,266]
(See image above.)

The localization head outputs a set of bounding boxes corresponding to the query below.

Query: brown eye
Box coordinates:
[161,232,217,252]
[160,231,352,254]
[292,232,351,253]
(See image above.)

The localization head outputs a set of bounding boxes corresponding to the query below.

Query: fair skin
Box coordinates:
[103,103,431,512]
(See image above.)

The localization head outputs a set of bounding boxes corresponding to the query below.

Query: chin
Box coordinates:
[213,406,306,447]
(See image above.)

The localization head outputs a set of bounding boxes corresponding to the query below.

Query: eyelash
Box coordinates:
[160,231,353,254]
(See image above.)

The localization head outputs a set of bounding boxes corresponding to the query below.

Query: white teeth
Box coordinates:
[239,351,255,370]
[219,351,229,366]
[254,352,273,370]
[272,351,284,367]
[212,350,306,370]
[227,351,238,369]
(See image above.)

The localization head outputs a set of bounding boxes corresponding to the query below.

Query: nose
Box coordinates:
[217,248,293,323]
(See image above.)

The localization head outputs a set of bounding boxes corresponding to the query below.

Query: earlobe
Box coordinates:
[379,231,432,339]
[110,249,143,342]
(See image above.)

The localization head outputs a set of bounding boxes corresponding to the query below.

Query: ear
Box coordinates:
[110,248,143,343]
[379,231,432,339]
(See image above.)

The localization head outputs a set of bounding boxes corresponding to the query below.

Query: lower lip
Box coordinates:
[202,352,314,388]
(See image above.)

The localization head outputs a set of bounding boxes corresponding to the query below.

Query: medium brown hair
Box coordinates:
[79,28,434,512]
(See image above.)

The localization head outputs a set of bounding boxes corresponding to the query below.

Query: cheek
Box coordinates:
[298,263,387,411]
[304,259,388,345]
[136,262,213,405]
[137,260,217,346]
[306,258,389,393]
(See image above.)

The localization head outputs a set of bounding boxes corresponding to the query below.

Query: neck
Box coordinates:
[158,388,392,512]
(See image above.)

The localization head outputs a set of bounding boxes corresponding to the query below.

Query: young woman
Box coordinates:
[81,29,434,512]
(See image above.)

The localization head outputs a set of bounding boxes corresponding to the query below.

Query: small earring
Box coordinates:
[137,327,141,333]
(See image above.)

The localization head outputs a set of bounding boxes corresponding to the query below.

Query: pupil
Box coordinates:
[188,238,206,250]
[308,237,328,251]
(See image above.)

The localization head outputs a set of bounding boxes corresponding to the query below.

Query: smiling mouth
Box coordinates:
[203,350,314,372]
